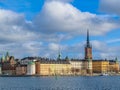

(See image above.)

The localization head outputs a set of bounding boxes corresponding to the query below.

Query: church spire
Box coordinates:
[86,30,91,48]
[85,29,92,60]
[57,52,61,60]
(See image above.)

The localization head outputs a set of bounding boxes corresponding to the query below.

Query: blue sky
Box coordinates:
[0,0,120,60]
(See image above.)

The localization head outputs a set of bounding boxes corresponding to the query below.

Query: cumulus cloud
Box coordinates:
[100,0,120,15]
[0,0,120,60]
[0,9,39,58]
[34,1,119,36]
[91,40,120,59]
[0,9,37,43]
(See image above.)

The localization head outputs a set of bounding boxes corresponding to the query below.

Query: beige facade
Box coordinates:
[35,60,71,76]
[69,60,85,75]
[93,60,109,73]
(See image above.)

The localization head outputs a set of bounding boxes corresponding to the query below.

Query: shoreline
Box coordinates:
[0,73,120,77]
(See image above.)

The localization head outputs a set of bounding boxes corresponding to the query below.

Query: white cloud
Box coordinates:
[0,9,36,43]
[0,1,120,60]
[0,9,39,58]
[48,43,59,51]
[34,1,119,36]
[107,38,120,43]
[91,40,120,59]
[100,0,120,15]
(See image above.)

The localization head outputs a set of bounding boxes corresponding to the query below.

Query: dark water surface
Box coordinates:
[0,76,120,90]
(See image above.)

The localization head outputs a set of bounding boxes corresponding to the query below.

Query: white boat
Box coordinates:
[100,73,109,76]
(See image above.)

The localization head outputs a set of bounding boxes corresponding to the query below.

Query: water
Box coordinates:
[0,76,120,90]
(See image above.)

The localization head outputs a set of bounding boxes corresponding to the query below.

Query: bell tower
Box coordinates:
[85,30,92,75]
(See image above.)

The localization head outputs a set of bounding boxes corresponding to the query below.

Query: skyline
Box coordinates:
[0,0,120,59]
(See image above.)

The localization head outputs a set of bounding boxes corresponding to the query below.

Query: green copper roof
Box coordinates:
[57,53,61,60]
[28,61,35,65]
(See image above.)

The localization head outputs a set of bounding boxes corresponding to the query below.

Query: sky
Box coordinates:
[0,0,120,60]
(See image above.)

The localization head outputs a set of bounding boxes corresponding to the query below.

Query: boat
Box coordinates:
[100,73,109,76]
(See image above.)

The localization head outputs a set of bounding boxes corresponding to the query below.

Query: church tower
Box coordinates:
[85,30,92,74]
[85,30,92,59]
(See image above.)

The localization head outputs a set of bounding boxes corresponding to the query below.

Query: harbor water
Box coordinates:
[0,76,120,90]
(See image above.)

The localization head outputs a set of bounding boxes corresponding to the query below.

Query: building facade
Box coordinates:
[16,64,27,75]
[109,58,119,73]
[27,61,36,75]
[1,52,16,75]
[69,60,86,75]
[36,60,71,76]
[92,60,109,73]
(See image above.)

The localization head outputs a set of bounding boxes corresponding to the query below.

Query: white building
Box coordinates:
[69,60,86,75]
[27,61,36,75]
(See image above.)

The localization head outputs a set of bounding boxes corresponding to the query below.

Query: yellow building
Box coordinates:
[36,60,71,76]
[109,59,119,73]
[92,60,109,73]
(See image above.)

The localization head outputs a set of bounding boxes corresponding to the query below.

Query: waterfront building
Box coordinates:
[27,61,36,75]
[69,59,86,75]
[109,58,119,73]
[84,30,92,74]
[16,64,27,75]
[1,53,16,75]
[92,60,109,73]
[36,60,71,76]
[35,61,40,75]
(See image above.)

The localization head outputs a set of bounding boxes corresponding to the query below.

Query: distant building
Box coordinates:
[84,30,92,74]
[69,59,86,75]
[36,60,71,76]
[20,57,37,65]
[109,58,119,73]
[16,64,27,75]
[1,52,16,75]
[92,60,109,73]
[27,61,36,75]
